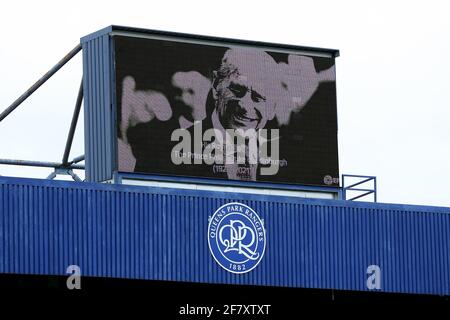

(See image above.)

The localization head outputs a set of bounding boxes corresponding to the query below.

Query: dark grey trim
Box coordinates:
[81,25,340,58]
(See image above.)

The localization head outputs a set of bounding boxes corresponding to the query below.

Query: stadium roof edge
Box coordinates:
[1,175,449,214]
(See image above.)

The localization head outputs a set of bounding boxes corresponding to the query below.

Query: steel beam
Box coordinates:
[0,158,84,170]
[0,44,82,122]
[62,80,83,165]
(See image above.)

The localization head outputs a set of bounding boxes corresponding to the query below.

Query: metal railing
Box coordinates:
[342,174,377,202]
[0,156,85,181]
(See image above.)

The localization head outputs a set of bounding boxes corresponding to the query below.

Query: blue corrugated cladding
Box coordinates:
[81,31,115,182]
[0,177,449,295]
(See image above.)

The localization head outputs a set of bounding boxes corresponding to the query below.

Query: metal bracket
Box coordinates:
[46,168,82,182]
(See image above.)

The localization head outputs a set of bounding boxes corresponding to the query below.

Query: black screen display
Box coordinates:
[115,35,339,186]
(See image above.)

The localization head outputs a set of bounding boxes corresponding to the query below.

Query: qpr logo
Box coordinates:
[208,202,266,274]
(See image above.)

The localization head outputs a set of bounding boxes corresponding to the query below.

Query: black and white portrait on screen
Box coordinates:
[116,35,339,186]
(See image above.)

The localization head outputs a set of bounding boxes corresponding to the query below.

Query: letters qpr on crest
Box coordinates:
[208,202,266,274]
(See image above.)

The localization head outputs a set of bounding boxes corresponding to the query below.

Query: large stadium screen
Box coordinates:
[115,35,339,186]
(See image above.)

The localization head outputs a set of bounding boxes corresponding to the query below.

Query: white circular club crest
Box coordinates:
[208,202,266,274]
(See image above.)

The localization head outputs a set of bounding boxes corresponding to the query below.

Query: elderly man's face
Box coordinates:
[215,71,273,131]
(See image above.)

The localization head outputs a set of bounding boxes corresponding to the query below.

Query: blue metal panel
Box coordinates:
[0,176,449,295]
[81,33,114,182]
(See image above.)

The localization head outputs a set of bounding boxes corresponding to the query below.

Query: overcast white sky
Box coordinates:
[0,0,449,207]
